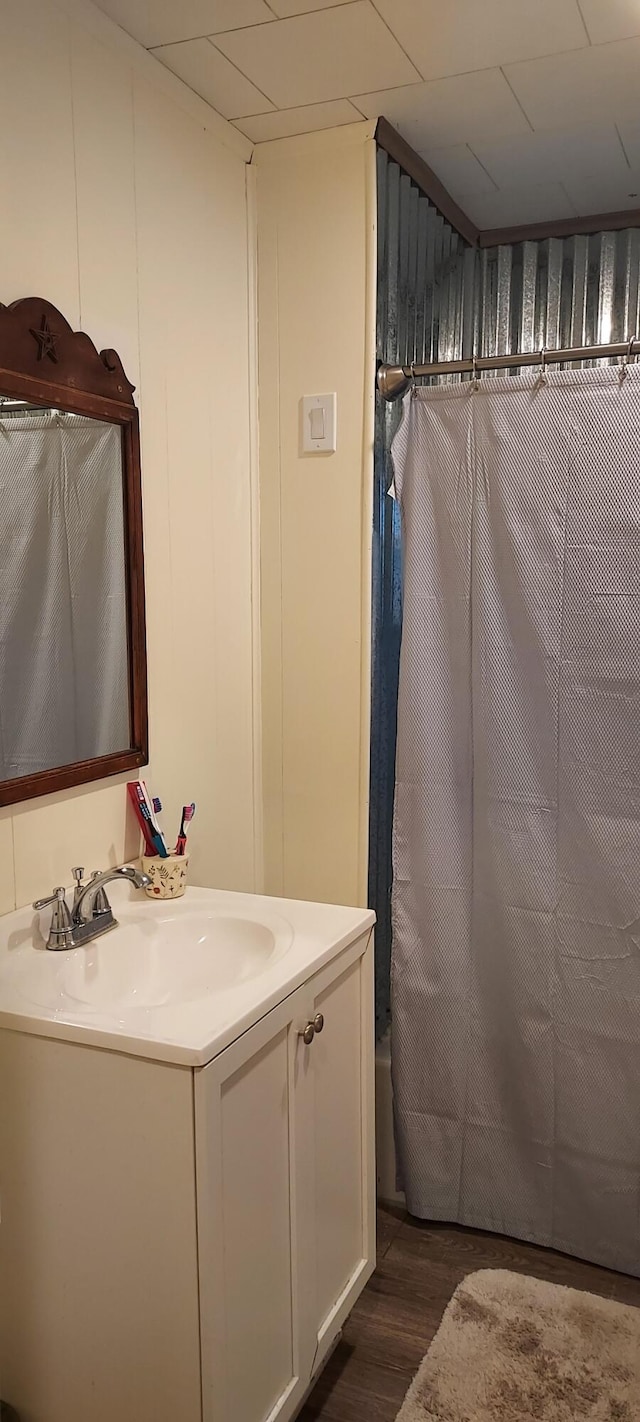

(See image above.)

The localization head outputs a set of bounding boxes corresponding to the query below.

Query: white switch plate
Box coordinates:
[301,393,337,453]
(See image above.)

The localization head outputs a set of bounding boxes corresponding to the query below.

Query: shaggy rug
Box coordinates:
[396,1269,640,1422]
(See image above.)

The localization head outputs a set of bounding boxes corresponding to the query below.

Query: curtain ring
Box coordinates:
[618,335,635,384]
[535,346,548,388]
[471,354,479,391]
[409,361,417,398]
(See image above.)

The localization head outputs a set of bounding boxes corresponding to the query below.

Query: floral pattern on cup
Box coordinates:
[142,854,189,899]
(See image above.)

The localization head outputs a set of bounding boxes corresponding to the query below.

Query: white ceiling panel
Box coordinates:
[152,38,274,117]
[354,69,530,149]
[423,145,497,199]
[505,37,640,130]
[474,125,629,189]
[234,100,362,142]
[618,121,640,169]
[562,170,640,214]
[267,0,356,13]
[92,0,274,48]
[374,0,588,82]
[577,0,640,44]
[215,2,420,109]
[93,0,640,225]
[464,183,577,229]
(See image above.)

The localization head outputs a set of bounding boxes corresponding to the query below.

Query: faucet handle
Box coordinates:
[33,886,67,911]
[33,887,75,950]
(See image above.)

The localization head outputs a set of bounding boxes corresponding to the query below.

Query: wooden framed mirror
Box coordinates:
[0,297,148,806]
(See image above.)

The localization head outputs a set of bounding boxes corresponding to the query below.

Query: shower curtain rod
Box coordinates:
[377,337,640,401]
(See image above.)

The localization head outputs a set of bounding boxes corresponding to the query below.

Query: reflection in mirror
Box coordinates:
[0,397,130,779]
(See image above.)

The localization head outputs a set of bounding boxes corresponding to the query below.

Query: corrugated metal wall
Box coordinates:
[370,147,640,1037]
[476,229,640,366]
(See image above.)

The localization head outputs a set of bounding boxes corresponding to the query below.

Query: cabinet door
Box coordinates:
[195,985,316,1422]
[307,931,376,1371]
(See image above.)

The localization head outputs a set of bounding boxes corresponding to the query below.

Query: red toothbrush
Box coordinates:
[175,803,195,855]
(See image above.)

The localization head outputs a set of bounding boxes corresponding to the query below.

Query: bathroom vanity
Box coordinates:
[0,883,375,1422]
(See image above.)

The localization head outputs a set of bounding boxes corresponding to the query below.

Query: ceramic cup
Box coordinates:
[142,854,189,899]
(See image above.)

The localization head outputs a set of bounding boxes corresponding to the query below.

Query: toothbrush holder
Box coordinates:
[142,854,189,899]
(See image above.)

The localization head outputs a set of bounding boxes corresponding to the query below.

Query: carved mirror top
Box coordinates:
[0,297,135,407]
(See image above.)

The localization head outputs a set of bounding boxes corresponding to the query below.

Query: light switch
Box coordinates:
[301,393,337,453]
[309,406,325,441]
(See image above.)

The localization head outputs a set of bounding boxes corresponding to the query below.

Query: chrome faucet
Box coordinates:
[33,865,151,951]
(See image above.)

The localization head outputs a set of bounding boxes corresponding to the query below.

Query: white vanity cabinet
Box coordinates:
[0,924,374,1422]
[196,933,375,1422]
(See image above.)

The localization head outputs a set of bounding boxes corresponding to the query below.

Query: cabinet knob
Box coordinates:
[313,1013,324,1034]
[300,1022,315,1046]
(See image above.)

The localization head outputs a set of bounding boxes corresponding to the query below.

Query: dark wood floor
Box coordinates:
[300,1204,640,1422]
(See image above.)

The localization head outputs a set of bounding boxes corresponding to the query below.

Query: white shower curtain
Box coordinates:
[391,365,640,1274]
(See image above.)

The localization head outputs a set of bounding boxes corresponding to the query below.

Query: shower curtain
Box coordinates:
[391,365,640,1274]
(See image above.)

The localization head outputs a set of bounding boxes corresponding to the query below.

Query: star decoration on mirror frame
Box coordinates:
[29,314,59,363]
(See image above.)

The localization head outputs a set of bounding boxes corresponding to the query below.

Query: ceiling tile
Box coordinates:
[203,0,275,28]
[92,0,274,48]
[215,2,420,109]
[234,100,362,142]
[423,145,497,198]
[577,0,640,44]
[505,37,640,129]
[354,69,531,149]
[465,183,577,229]
[562,171,640,214]
[373,0,587,82]
[268,0,356,13]
[152,38,274,117]
[475,125,629,189]
[618,121,640,168]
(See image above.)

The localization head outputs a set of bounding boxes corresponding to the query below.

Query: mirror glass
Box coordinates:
[0,397,130,780]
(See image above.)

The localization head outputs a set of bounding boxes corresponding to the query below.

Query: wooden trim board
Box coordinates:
[479,208,640,246]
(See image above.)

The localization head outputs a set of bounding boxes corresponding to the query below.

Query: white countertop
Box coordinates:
[0,881,374,1066]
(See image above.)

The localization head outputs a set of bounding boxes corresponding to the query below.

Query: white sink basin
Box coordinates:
[5,906,294,1014]
[0,881,375,1065]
